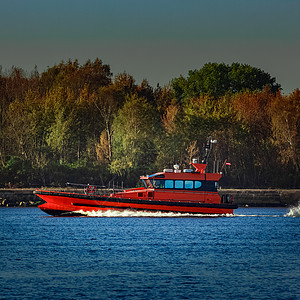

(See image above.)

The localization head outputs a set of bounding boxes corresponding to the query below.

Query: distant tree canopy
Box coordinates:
[0,59,299,188]
[172,62,281,101]
[39,58,112,95]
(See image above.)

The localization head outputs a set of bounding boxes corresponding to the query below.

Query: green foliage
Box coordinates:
[0,59,298,188]
[110,94,160,183]
[172,62,281,100]
[0,156,34,187]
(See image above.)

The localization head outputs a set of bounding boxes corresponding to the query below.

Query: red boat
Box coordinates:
[35,139,237,216]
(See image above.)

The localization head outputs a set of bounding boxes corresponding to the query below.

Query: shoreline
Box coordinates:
[219,189,299,207]
[0,188,299,208]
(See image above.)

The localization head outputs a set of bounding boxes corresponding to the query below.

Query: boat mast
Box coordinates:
[202,136,217,164]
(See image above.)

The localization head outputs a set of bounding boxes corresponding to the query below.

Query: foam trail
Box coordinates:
[75,209,233,218]
[233,214,282,217]
[284,202,300,217]
[74,208,300,218]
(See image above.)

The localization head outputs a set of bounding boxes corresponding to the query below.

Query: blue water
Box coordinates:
[0,207,299,300]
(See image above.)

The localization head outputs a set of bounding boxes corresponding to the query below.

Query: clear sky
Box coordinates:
[0,0,299,93]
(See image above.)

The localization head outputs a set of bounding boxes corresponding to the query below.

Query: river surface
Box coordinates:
[0,206,299,299]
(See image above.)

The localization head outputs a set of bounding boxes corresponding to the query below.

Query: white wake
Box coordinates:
[284,202,300,217]
[74,209,233,218]
[73,205,300,218]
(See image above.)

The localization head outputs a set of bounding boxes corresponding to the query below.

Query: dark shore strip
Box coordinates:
[0,188,299,208]
[219,189,299,207]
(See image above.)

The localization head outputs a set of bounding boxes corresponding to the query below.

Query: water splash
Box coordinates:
[71,206,300,218]
[74,209,233,218]
[284,203,300,217]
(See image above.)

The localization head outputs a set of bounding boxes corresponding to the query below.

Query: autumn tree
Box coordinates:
[113,72,137,96]
[93,85,123,163]
[1,59,299,189]
[181,93,238,173]
[155,103,189,169]
[270,89,300,186]
[153,84,176,115]
[232,88,279,186]
[39,58,112,95]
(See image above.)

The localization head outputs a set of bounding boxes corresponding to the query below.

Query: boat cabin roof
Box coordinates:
[140,163,222,182]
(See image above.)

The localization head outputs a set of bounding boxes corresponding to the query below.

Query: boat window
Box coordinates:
[151,179,165,189]
[155,174,165,178]
[146,179,215,190]
[143,179,153,188]
[185,180,193,189]
[194,181,202,189]
[142,180,147,188]
[175,180,184,189]
[165,180,174,189]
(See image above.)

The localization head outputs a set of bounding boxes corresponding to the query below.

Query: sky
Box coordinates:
[0,0,299,94]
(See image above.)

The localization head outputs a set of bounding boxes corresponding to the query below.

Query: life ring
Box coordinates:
[85,185,96,194]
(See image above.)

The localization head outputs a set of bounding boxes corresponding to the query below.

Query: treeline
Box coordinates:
[0,60,299,188]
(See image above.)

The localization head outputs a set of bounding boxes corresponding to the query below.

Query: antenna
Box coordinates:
[202,136,217,163]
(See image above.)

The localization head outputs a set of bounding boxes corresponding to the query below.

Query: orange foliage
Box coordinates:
[270,89,300,170]
[162,104,179,133]
[95,131,110,164]
[233,87,275,137]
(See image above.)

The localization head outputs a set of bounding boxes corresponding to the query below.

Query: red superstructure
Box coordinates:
[35,160,237,216]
